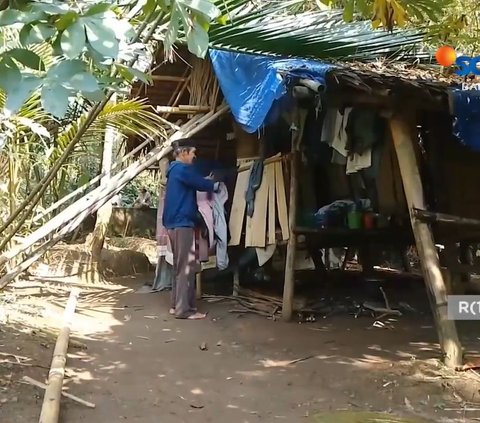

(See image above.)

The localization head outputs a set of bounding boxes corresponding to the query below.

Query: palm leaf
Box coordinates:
[207,4,429,62]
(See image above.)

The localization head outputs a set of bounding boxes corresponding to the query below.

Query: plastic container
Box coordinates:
[347,210,362,229]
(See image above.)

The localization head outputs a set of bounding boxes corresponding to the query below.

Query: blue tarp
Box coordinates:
[209,49,333,133]
[450,89,480,152]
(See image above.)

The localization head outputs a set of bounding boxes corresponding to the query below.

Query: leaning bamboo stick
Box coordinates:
[39,288,80,423]
[0,106,229,283]
[23,376,95,409]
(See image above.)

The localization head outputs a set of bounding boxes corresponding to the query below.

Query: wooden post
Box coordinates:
[39,289,80,423]
[390,115,462,369]
[233,269,240,296]
[282,111,306,321]
[196,272,202,300]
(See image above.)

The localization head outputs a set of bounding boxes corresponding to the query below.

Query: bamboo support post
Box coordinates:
[39,288,80,423]
[196,272,202,300]
[233,269,240,296]
[390,115,463,369]
[282,124,301,321]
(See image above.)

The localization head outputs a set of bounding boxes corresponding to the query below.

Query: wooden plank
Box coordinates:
[237,153,284,173]
[275,161,289,241]
[390,115,462,369]
[247,166,269,248]
[267,163,276,245]
[228,169,251,246]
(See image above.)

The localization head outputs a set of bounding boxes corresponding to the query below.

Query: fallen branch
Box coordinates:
[22,376,95,409]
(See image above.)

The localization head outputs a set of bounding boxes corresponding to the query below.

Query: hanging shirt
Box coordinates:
[212,182,229,271]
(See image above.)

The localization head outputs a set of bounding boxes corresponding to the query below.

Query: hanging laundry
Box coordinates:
[152,183,173,292]
[245,159,264,217]
[197,192,215,249]
[211,182,229,271]
[320,107,339,145]
[331,107,352,158]
[346,151,372,174]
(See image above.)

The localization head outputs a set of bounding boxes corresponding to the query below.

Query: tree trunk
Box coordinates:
[85,97,117,275]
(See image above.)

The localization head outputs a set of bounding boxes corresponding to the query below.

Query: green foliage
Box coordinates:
[0,95,167,230]
[0,0,227,118]
[298,0,480,53]
[121,172,159,208]
[208,2,427,62]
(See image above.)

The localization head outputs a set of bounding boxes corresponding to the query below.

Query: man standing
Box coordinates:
[163,138,218,320]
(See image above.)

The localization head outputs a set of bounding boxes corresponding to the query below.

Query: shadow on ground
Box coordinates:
[1,273,480,423]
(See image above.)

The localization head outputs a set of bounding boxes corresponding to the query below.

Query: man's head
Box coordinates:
[141,187,147,194]
[172,138,197,164]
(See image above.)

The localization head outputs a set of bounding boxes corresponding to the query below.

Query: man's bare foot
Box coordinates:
[186,312,207,320]
[170,308,197,315]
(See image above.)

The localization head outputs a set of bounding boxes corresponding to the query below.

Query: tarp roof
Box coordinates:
[209,49,333,133]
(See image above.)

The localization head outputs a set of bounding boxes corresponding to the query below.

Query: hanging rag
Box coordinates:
[152,183,173,292]
[212,182,229,271]
[320,107,339,145]
[196,192,214,263]
[245,159,264,217]
[346,151,372,174]
[331,107,352,158]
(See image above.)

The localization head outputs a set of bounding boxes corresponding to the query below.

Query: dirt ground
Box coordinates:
[1,274,480,423]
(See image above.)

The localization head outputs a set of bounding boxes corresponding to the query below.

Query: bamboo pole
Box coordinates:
[39,288,80,423]
[390,115,463,369]
[0,106,229,284]
[196,273,202,299]
[156,106,210,114]
[150,75,188,82]
[282,139,299,321]
[413,208,480,228]
[282,110,307,322]
[0,212,86,289]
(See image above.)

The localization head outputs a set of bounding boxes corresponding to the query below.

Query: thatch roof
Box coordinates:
[320,61,464,110]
